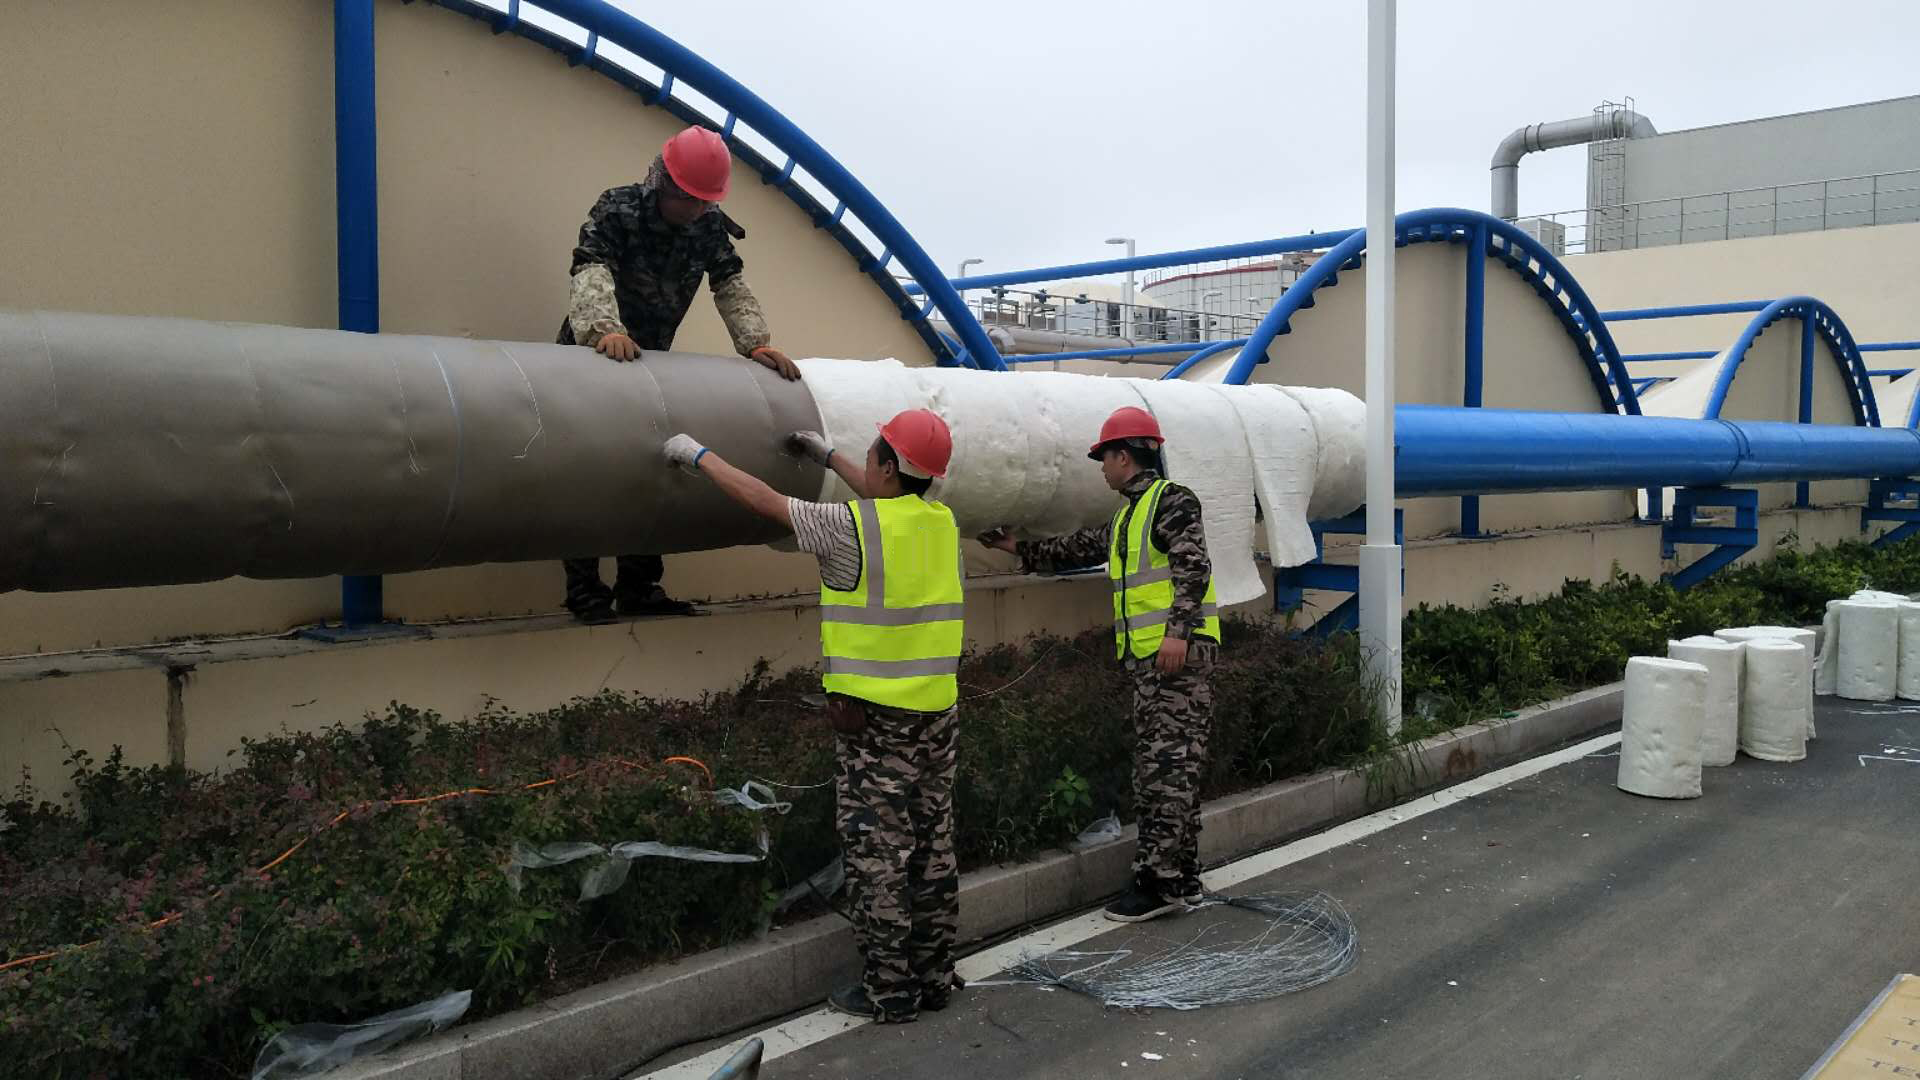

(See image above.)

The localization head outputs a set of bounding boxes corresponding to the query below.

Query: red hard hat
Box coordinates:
[1087,405,1164,460]
[877,408,953,479]
[661,127,731,203]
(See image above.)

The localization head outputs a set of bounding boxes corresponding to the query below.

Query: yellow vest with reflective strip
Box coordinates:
[1109,478,1221,659]
[820,495,964,711]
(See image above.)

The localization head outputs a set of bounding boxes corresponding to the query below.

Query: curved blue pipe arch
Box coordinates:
[1703,296,1881,426]
[1172,208,1640,416]
[418,0,1004,370]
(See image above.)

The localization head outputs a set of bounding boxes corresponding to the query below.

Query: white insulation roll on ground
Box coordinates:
[1669,636,1742,767]
[1834,599,1900,702]
[1717,626,1817,740]
[1618,657,1709,799]
[1815,599,1843,697]
[1738,639,1810,762]
[1899,601,1920,701]
[794,360,1368,607]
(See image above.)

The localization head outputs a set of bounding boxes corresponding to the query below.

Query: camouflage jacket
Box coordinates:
[557,184,771,356]
[1017,470,1217,642]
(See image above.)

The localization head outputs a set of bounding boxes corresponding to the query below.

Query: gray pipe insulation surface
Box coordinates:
[0,310,824,592]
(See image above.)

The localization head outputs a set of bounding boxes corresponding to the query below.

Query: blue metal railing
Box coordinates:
[910,231,1357,295]
[1597,300,1773,322]
[421,0,1003,369]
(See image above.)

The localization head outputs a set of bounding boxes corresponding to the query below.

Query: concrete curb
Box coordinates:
[336,682,1623,1080]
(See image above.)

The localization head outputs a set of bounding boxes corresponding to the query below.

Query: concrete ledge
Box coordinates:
[334,681,1623,1080]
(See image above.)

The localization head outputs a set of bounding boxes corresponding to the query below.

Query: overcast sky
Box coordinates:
[616,0,1919,281]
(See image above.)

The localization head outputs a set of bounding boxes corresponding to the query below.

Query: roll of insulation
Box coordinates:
[1668,636,1742,767]
[1834,599,1900,702]
[1814,599,1843,697]
[1716,626,1817,740]
[1737,639,1810,762]
[1618,657,1708,799]
[1899,602,1920,701]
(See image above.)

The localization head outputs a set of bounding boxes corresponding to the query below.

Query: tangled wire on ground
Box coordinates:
[989,891,1357,1009]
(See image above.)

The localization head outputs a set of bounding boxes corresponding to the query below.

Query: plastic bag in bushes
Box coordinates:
[1070,812,1124,850]
[250,989,470,1079]
[507,839,765,900]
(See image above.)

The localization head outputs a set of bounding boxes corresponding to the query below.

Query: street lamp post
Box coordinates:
[1361,0,1403,733]
[1105,237,1135,342]
[1201,289,1224,342]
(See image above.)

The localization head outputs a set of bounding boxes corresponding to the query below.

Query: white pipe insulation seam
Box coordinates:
[1618,656,1708,799]
[1667,636,1742,767]
[795,359,1369,605]
[1716,626,1817,741]
[1736,639,1810,763]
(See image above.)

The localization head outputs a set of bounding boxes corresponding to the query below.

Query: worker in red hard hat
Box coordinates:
[662,411,967,1024]
[556,125,802,623]
[980,404,1222,924]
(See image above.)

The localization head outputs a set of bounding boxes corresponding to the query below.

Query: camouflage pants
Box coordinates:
[834,702,960,1021]
[1124,645,1216,891]
[560,554,663,612]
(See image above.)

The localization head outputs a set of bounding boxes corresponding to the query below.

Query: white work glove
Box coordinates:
[785,430,833,466]
[664,434,708,475]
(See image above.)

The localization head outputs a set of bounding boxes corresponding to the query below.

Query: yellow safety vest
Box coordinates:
[820,495,965,711]
[1109,478,1220,659]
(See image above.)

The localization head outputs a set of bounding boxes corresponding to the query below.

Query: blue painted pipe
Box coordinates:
[1394,406,1920,497]
[1620,350,1719,363]
[1160,337,1250,380]
[335,0,384,628]
[914,231,1359,294]
[532,0,1005,371]
[1005,339,1246,364]
[1599,301,1772,322]
[1860,341,1920,353]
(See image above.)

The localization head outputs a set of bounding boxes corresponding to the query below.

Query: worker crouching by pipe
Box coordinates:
[664,411,965,1023]
[981,406,1221,923]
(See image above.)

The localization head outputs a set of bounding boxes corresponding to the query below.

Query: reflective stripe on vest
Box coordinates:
[819,496,964,711]
[1108,478,1222,659]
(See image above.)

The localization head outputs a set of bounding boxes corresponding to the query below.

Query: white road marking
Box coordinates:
[636,730,1622,1078]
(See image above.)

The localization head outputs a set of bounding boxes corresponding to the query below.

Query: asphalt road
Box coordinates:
[760,700,1919,1080]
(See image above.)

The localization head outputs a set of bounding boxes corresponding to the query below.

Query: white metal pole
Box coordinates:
[1360,0,1403,733]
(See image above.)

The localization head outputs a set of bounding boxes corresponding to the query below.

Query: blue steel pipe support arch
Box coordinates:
[1212,209,1640,417]
[1702,296,1881,427]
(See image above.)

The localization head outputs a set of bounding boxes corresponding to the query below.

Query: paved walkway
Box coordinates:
[680,699,1918,1079]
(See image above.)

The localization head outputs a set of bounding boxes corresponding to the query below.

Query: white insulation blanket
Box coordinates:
[797,359,1367,605]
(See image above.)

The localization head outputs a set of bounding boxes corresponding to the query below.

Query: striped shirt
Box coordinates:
[788,498,862,592]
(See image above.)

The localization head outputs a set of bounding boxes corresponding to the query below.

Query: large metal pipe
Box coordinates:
[7,310,1919,596]
[1490,108,1655,220]
[0,310,823,593]
[1395,405,1920,497]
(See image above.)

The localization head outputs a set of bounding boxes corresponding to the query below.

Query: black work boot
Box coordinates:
[568,597,618,625]
[613,584,694,617]
[1103,879,1181,923]
[828,984,916,1024]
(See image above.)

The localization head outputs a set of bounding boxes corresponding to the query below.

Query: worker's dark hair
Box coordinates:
[874,437,934,497]
[1108,438,1161,472]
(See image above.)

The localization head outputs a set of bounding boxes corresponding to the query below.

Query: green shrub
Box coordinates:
[1,617,1380,1078]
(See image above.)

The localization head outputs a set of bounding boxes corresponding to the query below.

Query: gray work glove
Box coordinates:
[785,430,833,467]
[664,434,708,475]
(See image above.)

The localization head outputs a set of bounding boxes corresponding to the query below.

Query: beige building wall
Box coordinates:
[1570,221,1920,356]
[0,0,932,654]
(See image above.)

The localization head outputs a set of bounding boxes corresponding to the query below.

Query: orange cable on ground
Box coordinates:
[0,753,713,975]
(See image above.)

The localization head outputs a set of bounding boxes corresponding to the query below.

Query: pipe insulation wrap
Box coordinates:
[0,310,826,592]
[1717,626,1818,740]
[1617,656,1707,799]
[1735,639,1810,763]
[1899,602,1920,701]
[1668,636,1742,767]
[1834,600,1900,702]
[797,358,1368,606]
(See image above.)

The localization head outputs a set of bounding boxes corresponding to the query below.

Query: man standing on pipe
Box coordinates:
[557,126,802,623]
[663,411,965,1024]
[981,406,1220,923]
